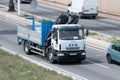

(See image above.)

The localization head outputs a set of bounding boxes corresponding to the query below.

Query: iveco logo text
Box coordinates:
[68,44,78,47]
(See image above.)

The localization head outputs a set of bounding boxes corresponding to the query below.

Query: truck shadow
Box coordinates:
[58,57,106,65]
[0,30,16,35]
[80,16,106,19]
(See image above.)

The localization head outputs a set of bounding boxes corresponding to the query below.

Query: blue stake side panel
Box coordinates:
[40,22,54,46]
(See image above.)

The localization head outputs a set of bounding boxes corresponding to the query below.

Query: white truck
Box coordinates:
[17,18,89,63]
[67,0,98,18]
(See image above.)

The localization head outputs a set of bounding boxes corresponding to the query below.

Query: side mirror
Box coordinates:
[84,29,89,39]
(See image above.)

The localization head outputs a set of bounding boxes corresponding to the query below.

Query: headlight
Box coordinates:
[81,52,86,55]
[57,53,64,56]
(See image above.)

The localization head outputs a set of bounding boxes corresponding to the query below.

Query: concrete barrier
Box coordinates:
[98,0,120,16]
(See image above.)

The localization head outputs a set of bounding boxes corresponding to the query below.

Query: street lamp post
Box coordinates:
[18,0,20,15]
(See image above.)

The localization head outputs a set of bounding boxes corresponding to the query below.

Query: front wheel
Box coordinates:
[106,54,113,64]
[48,50,56,64]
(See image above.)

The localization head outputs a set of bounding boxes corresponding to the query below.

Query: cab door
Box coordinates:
[51,30,58,50]
[111,45,120,62]
[116,46,120,62]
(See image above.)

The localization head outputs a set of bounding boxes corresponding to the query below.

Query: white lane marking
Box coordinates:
[86,45,110,69]
[86,60,109,69]
[0,18,18,25]
[38,3,66,11]
[0,47,88,80]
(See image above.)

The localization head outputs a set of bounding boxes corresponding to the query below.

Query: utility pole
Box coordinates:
[18,0,21,15]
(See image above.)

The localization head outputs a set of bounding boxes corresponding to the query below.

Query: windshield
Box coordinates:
[59,29,83,40]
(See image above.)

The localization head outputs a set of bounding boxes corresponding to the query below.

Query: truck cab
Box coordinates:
[46,24,87,63]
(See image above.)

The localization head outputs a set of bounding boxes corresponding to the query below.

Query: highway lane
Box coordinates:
[1,0,120,38]
[1,18,120,80]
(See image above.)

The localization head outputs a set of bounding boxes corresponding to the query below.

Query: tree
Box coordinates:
[8,0,15,12]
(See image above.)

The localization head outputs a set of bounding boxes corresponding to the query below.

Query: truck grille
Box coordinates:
[66,47,80,51]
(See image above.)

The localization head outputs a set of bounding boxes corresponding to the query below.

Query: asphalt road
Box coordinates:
[1,18,120,80]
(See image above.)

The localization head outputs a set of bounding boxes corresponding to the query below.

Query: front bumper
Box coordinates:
[21,0,32,2]
[81,12,98,17]
[54,50,86,62]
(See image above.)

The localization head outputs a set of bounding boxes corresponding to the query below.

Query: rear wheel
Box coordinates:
[106,54,113,64]
[24,41,31,55]
[48,50,56,64]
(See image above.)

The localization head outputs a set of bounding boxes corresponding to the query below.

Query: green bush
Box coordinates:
[89,31,98,35]
[38,19,52,22]
[20,14,33,18]
[109,37,120,44]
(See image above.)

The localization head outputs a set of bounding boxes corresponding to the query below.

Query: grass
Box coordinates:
[0,49,72,80]
[19,14,33,18]
[38,19,52,22]
[89,31,98,35]
[88,31,120,44]
[109,37,120,44]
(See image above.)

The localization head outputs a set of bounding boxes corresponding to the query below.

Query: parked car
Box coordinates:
[16,0,32,3]
[106,44,120,64]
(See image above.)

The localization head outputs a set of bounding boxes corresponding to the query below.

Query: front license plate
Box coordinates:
[69,53,77,56]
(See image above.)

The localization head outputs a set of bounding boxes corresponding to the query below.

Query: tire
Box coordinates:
[24,41,31,55]
[55,13,69,24]
[68,15,79,24]
[106,54,113,64]
[48,50,56,64]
